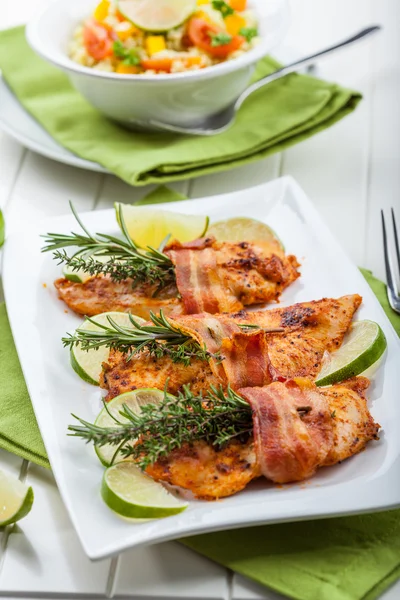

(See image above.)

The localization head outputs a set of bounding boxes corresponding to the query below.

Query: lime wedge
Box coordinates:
[208,217,285,250]
[0,470,34,526]
[70,312,146,386]
[118,0,196,32]
[94,388,166,466]
[315,320,387,387]
[115,203,209,248]
[101,461,188,518]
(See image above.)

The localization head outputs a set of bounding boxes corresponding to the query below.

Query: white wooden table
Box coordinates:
[1,0,399,598]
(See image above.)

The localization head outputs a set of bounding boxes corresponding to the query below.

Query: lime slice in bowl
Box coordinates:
[94,388,166,466]
[208,217,285,250]
[0,469,34,526]
[115,203,209,248]
[118,0,196,32]
[102,461,188,518]
[315,320,387,387]
[70,312,146,386]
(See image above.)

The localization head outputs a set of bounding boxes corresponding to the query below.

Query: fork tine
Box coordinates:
[391,207,400,279]
[381,210,397,297]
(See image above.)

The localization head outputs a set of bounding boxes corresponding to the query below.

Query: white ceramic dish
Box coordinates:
[26,0,289,128]
[3,176,400,561]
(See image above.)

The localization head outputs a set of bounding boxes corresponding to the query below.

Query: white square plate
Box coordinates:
[3,176,400,561]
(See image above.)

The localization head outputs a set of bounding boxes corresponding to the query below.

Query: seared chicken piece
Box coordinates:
[54,277,182,319]
[101,295,361,400]
[146,377,379,499]
[54,238,300,318]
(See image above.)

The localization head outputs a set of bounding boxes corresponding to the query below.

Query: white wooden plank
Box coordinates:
[115,542,228,599]
[280,0,374,270]
[364,0,400,281]
[6,152,102,231]
[0,462,111,595]
[96,176,190,209]
[0,134,25,210]
[189,156,281,199]
[232,574,286,600]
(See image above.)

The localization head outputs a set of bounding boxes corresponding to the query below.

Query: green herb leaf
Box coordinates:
[239,27,258,42]
[113,40,140,66]
[0,209,4,248]
[210,32,233,47]
[212,0,234,17]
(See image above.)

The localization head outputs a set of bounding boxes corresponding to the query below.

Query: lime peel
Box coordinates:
[316,320,387,387]
[101,461,188,518]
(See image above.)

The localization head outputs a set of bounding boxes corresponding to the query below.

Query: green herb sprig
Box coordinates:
[239,27,258,42]
[113,40,140,66]
[212,0,234,18]
[68,385,253,469]
[62,309,221,365]
[210,32,233,47]
[41,202,175,292]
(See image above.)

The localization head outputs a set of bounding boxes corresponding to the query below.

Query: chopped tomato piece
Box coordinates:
[229,0,247,10]
[83,19,113,60]
[187,18,243,58]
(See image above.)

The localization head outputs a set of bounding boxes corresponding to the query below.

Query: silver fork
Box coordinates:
[381,208,400,313]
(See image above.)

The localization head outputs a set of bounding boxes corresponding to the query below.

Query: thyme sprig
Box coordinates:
[68,385,254,469]
[41,202,175,291]
[62,310,221,365]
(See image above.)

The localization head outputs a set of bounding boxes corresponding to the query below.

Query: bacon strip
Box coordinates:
[239,379,334,483]
[167,239,243,314]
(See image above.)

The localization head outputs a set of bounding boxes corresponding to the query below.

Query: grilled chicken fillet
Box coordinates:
[146,377,379,499]
[54,238,300,318]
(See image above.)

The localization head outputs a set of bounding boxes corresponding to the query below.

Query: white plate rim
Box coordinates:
[3,175,400,560]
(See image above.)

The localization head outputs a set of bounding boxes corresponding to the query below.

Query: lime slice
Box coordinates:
[118,0,196,32]
[208,217,285,250]
[102,461,188,518]
[70,312,146,386]
[315,320,387,387]
[0,470,34,526]
[94,388,166,466]
[115,203,209,248]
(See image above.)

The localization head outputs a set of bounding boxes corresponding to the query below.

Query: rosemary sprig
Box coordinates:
[41,202,175,291]
[68,385,254,469]
[62,310,220,365]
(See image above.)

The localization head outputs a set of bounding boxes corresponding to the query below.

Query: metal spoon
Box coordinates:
[140,25,381,136]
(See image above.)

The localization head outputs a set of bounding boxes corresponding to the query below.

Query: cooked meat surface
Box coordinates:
[101,295,361,400]
[54,238,300,318]
[146,377,379,499]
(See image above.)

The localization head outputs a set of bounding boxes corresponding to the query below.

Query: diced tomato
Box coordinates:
[83,19,113,61]
[187,18,243,58]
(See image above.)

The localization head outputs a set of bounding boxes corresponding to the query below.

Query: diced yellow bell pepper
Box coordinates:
[229,0,247,10]
[196,0,210,5]
[116,63,140,74]
[145,36,166,56]
[93,0,110,22]
[115,21,138,41]
[225,13,246,35]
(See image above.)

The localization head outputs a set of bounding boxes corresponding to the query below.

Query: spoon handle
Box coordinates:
[235,25,381,110]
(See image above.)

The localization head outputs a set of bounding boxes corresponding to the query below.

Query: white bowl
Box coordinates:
[26,0,289,129]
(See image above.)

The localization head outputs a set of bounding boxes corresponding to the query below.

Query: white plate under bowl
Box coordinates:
[3,176,399,561]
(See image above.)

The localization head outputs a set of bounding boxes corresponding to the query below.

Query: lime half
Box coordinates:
[101,462,188,518]
[94,388,166,466]
[115,203,209,248]
[70,312,146,386]
[0,470,34,526]
[316,320,387,387]
[208,217,285,250]
[118,0,196,32]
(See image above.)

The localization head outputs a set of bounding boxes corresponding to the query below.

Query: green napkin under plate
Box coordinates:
[0,26,362,186]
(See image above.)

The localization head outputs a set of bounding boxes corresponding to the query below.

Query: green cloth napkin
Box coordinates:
[0,26,362,186]
[1,187,400,600]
